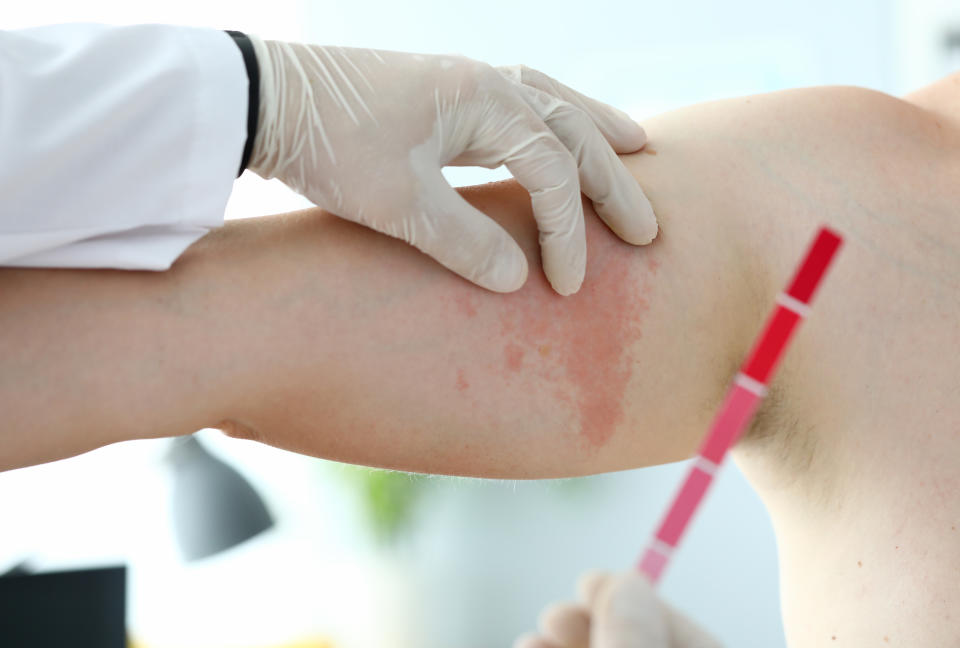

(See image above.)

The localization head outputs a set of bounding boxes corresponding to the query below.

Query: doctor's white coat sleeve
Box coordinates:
[0,23,248,269]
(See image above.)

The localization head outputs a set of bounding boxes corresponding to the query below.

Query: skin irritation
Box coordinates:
[446,211,658,450]
[455,369,470,392]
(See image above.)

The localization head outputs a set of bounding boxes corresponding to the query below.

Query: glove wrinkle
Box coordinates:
[246,38,655,294]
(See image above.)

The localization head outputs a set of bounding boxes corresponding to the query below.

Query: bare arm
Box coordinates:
[4,81,957,477]
[0,120,760,475]
[172,173,760,479]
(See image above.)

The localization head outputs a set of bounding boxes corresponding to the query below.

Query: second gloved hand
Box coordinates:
[246,37,657,295]
[515,569,724,648]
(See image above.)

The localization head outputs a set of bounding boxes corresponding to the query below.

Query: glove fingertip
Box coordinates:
[480,243,529,293]
[419,192,530,293]
[619,118,648,152]
[623,207,659,246]
[596,183,659,246]
[545,261,585,296]
[578,569,615,606]
[541,229,586,296]
[446,227,527,293]
[605,109,647,153]
[549,272,583,296]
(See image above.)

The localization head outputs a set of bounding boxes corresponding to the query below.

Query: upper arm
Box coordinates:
[225,150,763,479]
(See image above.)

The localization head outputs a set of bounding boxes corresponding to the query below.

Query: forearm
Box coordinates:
[7,82,953,476]
[0,264,230,470]
[0,158,751,474]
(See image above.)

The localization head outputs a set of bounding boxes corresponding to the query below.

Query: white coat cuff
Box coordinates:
[177,26,248,232]
[5,225,210,270]
[0,24,247,270]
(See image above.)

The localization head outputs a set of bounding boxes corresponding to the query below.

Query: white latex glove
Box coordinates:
[515,570,724,648]
[246,38,657,295]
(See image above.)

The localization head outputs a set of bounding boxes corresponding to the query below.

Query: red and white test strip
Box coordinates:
[637,226,844,585]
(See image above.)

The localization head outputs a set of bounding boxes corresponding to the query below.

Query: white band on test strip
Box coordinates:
[735,372,768,397]
[694,455,719,476]
[776,292,812,318]
[650,538,675,558]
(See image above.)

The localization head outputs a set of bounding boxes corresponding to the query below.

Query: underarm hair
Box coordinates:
[716,247,822,483]
[740,378,815,472]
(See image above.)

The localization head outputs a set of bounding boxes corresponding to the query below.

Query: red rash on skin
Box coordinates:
[490,218,655,449]
[452,293,478,318]
[504,343,525,371]
[455,369,470,392]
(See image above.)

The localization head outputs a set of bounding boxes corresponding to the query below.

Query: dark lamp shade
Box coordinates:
[166,435,274,561]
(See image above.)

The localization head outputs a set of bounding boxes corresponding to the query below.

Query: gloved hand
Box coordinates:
[246,38,657,295]
[515,569,724,648]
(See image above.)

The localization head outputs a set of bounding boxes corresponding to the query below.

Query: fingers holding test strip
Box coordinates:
[637,226,843,585]
[518,226,842,648]
[515,568,723,648]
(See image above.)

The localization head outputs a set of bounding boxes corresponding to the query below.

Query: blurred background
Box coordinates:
[2,1,959,646]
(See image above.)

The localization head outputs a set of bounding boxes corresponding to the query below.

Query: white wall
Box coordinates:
[2,1,958,647]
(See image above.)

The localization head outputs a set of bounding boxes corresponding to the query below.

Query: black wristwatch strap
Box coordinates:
[225,30,260,177]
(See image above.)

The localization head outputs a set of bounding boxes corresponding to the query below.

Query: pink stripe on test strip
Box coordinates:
[636,226,843,585]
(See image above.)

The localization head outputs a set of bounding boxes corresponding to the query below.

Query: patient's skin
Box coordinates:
[2,76,959,646]
[191,185,761,480]
[715,80,960,646]
[709,80,960,647]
